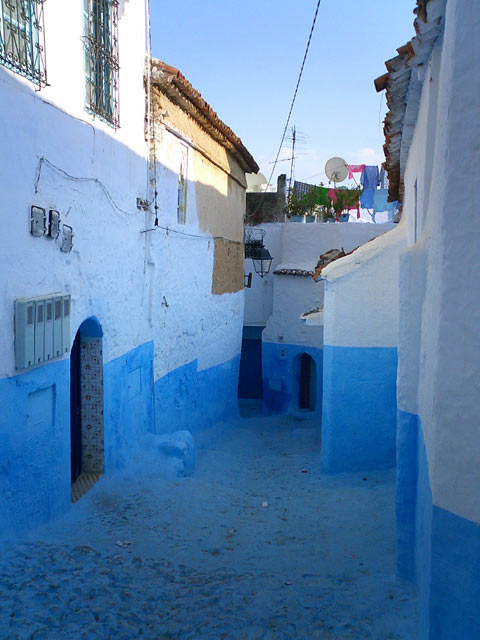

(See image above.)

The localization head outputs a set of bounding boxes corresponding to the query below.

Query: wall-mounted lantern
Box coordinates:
[244,227,273,278]
[252,246,273,278]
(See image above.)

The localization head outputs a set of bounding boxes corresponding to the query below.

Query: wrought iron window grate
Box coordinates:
[0,0,47,87]
[83,0,119,128]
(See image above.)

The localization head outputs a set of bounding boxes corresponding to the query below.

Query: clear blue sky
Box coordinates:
[150,1,415,187]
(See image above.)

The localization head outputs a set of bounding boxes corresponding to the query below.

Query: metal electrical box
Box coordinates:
[34,300,45,365]
[44,298,54,360]
[53,296,63,358]
[62,296,71,353]
[48,210,60,239]
[14,300,35,370]
[30,206,46,237]
[15,293,71,370]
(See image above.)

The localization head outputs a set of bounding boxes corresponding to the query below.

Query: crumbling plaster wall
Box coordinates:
[151,89,246,295]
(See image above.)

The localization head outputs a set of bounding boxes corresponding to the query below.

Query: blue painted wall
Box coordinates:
[262,342,323,416]
[0,359,71,537]
[0,339,240,536]
[154,354,240,435]
[396,410,480,639]
[0,340,155,537]
[396,410,420,580]
[103,341,155,471]
[321,345,398,472]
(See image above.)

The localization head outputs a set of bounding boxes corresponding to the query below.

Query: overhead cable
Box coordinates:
[252,0,322,210]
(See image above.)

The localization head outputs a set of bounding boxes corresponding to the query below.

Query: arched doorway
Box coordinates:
[298,353,317,411]
[70,317,104,502]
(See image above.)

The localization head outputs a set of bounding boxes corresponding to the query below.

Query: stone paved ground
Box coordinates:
[0,409,417,639]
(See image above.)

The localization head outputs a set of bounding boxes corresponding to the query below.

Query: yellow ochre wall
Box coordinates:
[152,89,247,294]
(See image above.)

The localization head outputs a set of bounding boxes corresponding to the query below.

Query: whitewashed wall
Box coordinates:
[0,0,150,376]
[243,224,283,327]
[322,222,406,349]
[401,6,480,526]
[394,4,480,636]
[0,0,249,534]
[148,125,244,380]
[253,222,396,347]
[0,0,244,382]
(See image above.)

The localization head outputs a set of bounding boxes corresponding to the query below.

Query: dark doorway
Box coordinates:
[70,330,82,483]
[238,326,264,399]
[70,317,105,502]
[299,353,316,411]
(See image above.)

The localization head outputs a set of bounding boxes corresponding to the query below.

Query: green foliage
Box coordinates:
[286,183,363,222]
[286,189,319,217]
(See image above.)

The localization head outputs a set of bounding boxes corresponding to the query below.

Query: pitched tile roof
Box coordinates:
[273,268,314,277]
[374,0,446,204]
[150,58,259,174]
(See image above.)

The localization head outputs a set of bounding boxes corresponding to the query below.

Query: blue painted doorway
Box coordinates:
[70,330,82,483]
[238,326,264,399]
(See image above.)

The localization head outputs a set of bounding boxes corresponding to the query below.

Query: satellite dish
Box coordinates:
[325,157,348,183]
[246,172,267,188]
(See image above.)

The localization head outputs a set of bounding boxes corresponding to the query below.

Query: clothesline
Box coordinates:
[293,163,398,221]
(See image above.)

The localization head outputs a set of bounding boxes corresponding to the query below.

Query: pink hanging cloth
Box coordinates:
[347,164,366,179]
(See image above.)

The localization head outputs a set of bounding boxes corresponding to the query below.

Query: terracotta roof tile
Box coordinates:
[373,0,446,205]
[150,58,259,174]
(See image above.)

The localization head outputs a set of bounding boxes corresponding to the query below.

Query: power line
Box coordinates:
[265,0,322,189]
[140,224,241,244]
[247,0,322,218]
[35,156,137,216]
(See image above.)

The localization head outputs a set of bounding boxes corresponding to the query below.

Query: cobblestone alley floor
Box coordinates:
[0,408,417,639]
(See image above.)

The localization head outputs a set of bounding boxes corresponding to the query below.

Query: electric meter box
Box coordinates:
[53,296,63,357]
[44,298,54,361]
[15,293,71,371]
[14,300,35,370]
[34,300,45,365]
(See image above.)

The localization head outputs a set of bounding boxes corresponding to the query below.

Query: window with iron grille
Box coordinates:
[0,0,47,87]
[83,0,119,128]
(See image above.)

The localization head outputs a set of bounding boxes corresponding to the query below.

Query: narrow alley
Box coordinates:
[0,408,416,640]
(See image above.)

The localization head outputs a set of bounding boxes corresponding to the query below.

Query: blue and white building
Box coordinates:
[0,0,257,535]
[320,0,480,636]
[241,222,394,417]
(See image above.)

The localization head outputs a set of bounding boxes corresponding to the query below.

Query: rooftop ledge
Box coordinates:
[300,308,324,326]
[320,222,406,283]
[273,263,315,276]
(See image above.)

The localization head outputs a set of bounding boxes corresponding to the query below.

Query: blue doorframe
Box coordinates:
[70,330,82,483]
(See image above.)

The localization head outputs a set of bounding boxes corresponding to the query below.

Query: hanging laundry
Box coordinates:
[379,167,386,189]
[361,166,379,190]
[360,188,374,209]
[386,199,398,222]
[332,188,360,221]
[347,164,366,179]
[373,189,389,213]
[327,188,337,203]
